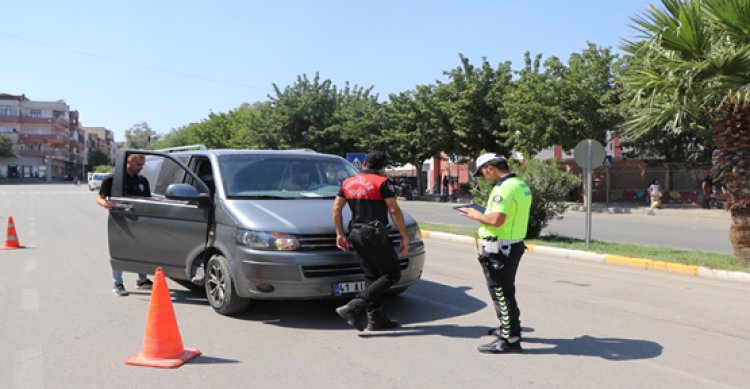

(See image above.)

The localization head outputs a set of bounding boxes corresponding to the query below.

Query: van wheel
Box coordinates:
[205,254,249,315]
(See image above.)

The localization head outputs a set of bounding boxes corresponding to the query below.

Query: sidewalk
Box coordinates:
[421,230,750,285]
[564,202,730,220]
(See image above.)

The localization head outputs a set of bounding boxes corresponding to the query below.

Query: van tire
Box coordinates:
[205,254,249,315]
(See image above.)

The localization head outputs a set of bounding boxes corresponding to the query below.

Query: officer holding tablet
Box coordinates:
[457,153,532,354]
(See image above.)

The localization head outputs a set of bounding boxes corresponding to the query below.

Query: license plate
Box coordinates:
[332,281,365,296]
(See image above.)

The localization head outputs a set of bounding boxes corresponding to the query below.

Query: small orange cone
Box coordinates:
[1,216,24,250]
[125,267,201,368]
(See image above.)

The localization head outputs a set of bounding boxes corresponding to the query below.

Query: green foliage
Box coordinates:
[265,73,379,155]
[379,85,453,194]
[0,135,14,158]
[622,0,750,138]
[441,55,515,157]
[505,44,623,155]
[94,165,113,173]
[124,122,155,149]
[469,160,580,239]
[88,149,110,167]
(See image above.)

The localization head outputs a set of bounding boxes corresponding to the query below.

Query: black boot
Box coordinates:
[366,307,400,331]
[336,298,367,331]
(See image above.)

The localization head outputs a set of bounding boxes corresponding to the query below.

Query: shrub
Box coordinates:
[470,159,580,238]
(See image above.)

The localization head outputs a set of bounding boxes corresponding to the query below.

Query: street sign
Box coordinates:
[572,139,605,249]
[346,153,366,170]
[603,155,613,168]
[573,139,605,170]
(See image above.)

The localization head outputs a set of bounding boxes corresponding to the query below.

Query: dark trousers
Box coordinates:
[348,230,401,311]
[479,242,525,339]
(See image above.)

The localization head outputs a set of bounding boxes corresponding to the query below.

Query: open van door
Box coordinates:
[107,149,211,280]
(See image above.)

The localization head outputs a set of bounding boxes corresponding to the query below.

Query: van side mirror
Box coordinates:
[165,183,210,204]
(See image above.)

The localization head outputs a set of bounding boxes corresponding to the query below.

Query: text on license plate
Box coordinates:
[332,281,365,296]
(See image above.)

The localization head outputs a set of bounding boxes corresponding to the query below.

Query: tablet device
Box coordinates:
[453,204,486,213]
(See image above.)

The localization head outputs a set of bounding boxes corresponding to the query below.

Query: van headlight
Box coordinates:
[408,225,422,243]
[236,230,300,251]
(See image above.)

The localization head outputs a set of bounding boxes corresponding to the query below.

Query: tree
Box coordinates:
[470,160,580,238]
[440,55,515,157]
[270,73,378,154]
[623,0,750,263]
[88,148,110,167]
[124,122,155,149]
[0,135,14,158]
[505,44,623,155]
[377,85,452,194]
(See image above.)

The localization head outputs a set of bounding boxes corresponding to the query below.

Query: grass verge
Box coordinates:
[418,221,748,272]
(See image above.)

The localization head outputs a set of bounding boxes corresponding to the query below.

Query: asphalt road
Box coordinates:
[399,200,732,254]
[2,184,749,388]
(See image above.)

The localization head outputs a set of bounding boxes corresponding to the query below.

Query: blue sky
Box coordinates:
[2,0,652,141]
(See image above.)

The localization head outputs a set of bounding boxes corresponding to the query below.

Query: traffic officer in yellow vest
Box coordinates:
[458,153,532,353]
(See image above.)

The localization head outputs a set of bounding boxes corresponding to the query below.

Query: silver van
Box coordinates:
[107,146,425,315]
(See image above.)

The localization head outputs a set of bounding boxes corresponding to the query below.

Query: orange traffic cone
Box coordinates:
[125,267,201,368]
[1,216,24,250]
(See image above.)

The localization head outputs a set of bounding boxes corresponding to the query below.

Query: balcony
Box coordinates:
[20,116,70,128]
[17,149,83,163]
[20,133,68,144]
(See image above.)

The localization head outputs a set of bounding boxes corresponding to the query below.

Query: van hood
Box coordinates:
[224,199,416,234]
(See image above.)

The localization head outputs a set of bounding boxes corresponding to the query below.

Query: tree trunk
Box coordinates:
[710,99,750,264]
[730,207,750,265]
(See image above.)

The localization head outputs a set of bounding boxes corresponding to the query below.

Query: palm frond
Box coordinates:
[705,0,750,44]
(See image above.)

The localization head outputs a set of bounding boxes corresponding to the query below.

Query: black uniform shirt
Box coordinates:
[338,169,396,225]
[99,174,151,198]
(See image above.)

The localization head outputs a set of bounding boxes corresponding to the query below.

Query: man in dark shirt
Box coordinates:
[96,154,153,296]
[332,151,409,331]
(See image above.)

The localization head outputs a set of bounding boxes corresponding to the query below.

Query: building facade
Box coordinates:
[0,93,87,180]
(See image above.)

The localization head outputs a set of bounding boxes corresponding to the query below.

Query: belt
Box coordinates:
[481,238,523,246]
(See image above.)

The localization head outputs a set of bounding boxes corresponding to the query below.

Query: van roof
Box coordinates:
[169,149,345,160]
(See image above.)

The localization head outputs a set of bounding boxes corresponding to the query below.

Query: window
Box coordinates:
[142,155,189,196]
[0,106,11,116]
[30,110,41,118]
[37,144,44,151]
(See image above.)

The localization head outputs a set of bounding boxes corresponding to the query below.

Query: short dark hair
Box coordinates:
[365,151,388,170]
[487,158,509,172]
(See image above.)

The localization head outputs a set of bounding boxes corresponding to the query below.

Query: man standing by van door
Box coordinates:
[458,153,532,353]
[96,154,153,296]
[332,151,409,331]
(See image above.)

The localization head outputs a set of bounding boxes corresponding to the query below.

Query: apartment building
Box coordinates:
[82,126,116,166]
[0,93,86,180]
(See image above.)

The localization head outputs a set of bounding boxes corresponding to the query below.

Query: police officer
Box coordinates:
[458,153,532,353]
[96,153,153,296]
[332,151,410,331]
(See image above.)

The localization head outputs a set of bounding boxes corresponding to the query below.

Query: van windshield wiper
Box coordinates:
[228,195,288,199]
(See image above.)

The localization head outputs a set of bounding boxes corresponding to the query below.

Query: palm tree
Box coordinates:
[622,0,750,264]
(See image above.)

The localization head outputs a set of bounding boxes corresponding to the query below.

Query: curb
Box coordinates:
[421,230,750,285]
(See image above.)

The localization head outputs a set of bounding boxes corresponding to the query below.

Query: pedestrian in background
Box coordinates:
[458,153,532,353]
[701,175,714,209]
[332,151,409,331]
[96,154,153,296]
[649,179,662,209]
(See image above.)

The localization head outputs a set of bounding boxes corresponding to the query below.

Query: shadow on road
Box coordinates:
[522,335,662,360]
[167,279,486,331]
[190,355,240,365]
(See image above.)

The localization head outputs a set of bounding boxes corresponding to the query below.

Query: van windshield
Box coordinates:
[219,154,358,199]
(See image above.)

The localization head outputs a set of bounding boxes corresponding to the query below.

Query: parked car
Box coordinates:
[88,172,111,191]
[106,146,426,315]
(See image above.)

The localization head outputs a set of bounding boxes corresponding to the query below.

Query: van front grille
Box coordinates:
[302,258,409,278]
[297,232,403,252]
